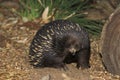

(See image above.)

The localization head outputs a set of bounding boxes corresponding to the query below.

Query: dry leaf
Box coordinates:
[42,6,49,20]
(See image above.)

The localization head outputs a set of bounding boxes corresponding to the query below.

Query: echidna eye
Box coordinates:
[75,44,79,48]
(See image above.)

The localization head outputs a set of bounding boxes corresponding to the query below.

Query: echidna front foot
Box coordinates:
[76,48,90,69]
[76,63,90,69]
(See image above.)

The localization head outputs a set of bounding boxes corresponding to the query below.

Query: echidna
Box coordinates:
[29,20,90,69]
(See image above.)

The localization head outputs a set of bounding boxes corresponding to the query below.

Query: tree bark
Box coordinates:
[101,7,120,75]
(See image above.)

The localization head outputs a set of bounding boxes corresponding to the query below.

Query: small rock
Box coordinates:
[41,74,51,80]
[22,17,29,22]
[62,73,71,80]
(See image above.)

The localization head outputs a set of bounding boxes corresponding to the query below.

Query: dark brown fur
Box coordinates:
[29,20,90,69]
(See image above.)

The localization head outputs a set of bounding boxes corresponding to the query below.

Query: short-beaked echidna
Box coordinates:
[29,20,90,69]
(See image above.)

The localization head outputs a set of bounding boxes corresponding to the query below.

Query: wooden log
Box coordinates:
[101,7,120,75]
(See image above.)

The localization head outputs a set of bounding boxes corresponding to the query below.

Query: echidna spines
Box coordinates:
[29,20,90,69]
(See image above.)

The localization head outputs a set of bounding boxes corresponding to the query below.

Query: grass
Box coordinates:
[18,0,103,36]
[19,0,42,20]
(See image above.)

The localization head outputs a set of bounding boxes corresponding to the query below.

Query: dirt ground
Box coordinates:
[0,10,120,80]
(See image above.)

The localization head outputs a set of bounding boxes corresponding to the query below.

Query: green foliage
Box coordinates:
[69,16,103,36]
[53,0,92,19]
[19,0,42,20]
[19,0,103,36]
